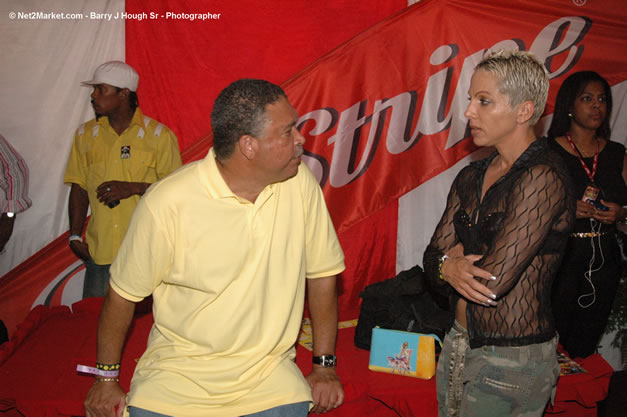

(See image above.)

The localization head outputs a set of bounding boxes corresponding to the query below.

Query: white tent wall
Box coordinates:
[0,0,125,275]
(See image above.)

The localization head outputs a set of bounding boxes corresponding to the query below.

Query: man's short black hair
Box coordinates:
[211,79,286,160]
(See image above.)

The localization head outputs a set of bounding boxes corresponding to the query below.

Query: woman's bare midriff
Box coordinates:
[456,298,467,328]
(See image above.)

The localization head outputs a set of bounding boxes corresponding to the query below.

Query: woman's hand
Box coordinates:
[441,243,497,306]
[576,200,596,219]
[593,200,623,224]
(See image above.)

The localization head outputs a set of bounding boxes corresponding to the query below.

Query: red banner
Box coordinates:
[2,0,626,336]
[285,0,627,234]
[284,0,627,317]
[125,0,406,153]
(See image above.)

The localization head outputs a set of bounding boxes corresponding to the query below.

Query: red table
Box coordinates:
[0,298,613,417]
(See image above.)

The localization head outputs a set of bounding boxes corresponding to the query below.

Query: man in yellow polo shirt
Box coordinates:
[84,79,346,417]
[64,61,182,298]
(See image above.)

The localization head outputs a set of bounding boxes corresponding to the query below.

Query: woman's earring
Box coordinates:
[568,113,572,118]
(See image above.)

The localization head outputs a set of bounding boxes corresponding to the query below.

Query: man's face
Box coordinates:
[90,83,125,118]
[253,96,305,183]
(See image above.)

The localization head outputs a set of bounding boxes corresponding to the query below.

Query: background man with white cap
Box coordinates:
[64,61,182,298]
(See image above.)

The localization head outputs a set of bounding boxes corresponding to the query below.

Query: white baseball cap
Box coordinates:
[82,61,139,92]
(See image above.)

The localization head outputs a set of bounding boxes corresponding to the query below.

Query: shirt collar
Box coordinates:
[200,148,277,205]
[93,108,144,130]
[470,137,546,174]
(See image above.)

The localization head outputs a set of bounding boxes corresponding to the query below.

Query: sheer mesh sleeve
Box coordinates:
[476,164,570,297]
[423,170,465,297]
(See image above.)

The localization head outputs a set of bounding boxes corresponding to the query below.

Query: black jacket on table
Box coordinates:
[423,138,575,348]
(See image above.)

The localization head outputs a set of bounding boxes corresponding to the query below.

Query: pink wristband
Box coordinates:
[77,364,120,378]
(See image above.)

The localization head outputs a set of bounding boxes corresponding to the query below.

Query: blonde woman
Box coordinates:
[423,50,575,416]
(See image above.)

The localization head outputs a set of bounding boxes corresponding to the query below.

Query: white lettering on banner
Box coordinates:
[299,16,590,187]
[416,44,458,138]
[326,101,376,187]
[530,16,591,80]
[379,92,420,155]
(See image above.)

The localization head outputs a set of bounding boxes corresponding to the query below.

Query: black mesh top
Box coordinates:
[423,138,575,348]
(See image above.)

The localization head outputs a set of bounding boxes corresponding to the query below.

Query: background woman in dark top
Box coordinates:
[423,50,574,417]
[547,71,627,358]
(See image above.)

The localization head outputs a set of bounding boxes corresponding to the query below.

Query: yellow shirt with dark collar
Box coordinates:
[64,108,182,265]
[110,149,345,417]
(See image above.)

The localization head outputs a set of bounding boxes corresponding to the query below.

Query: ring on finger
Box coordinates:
[106,187,111,192]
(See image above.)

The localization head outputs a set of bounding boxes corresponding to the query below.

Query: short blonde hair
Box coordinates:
[476,50,549,126]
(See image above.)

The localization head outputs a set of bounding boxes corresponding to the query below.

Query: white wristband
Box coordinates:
[69,234,82,243]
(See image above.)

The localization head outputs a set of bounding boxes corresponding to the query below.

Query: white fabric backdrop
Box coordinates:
[0,0,125,275]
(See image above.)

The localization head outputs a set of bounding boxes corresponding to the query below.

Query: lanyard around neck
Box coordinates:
[565,133,599,182]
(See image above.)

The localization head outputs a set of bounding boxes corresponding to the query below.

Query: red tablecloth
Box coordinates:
[0,299,613,417]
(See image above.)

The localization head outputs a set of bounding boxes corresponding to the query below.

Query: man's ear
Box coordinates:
[517,100,535,125]
[118,88,130,98]
[238,135,257,160]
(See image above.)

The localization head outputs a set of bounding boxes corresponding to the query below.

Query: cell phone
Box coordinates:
[588,200,609,211]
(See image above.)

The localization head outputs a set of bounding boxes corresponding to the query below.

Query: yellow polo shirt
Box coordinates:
[110,149,345,417]
[64,109,182,264]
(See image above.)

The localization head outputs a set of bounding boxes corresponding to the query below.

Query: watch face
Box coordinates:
[314,355,337,367]
[323,356,337,367]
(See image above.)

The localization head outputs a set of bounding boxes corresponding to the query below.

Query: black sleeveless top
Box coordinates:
[548,139,627,234]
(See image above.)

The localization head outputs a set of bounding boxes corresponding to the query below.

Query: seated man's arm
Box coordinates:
[306,275,344,414]
[84,286,136,417]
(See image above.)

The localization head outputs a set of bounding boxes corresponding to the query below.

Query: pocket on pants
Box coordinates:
[462,355,531,416]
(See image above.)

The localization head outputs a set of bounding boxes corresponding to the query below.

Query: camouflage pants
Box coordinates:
[436,322,560,417]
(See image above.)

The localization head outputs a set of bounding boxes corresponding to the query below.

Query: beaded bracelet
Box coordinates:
[94,377,120,384]
[438,255,449,281]
[96,362,121,371]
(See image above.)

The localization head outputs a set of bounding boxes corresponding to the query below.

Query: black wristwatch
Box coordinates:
[312,354,337,367]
